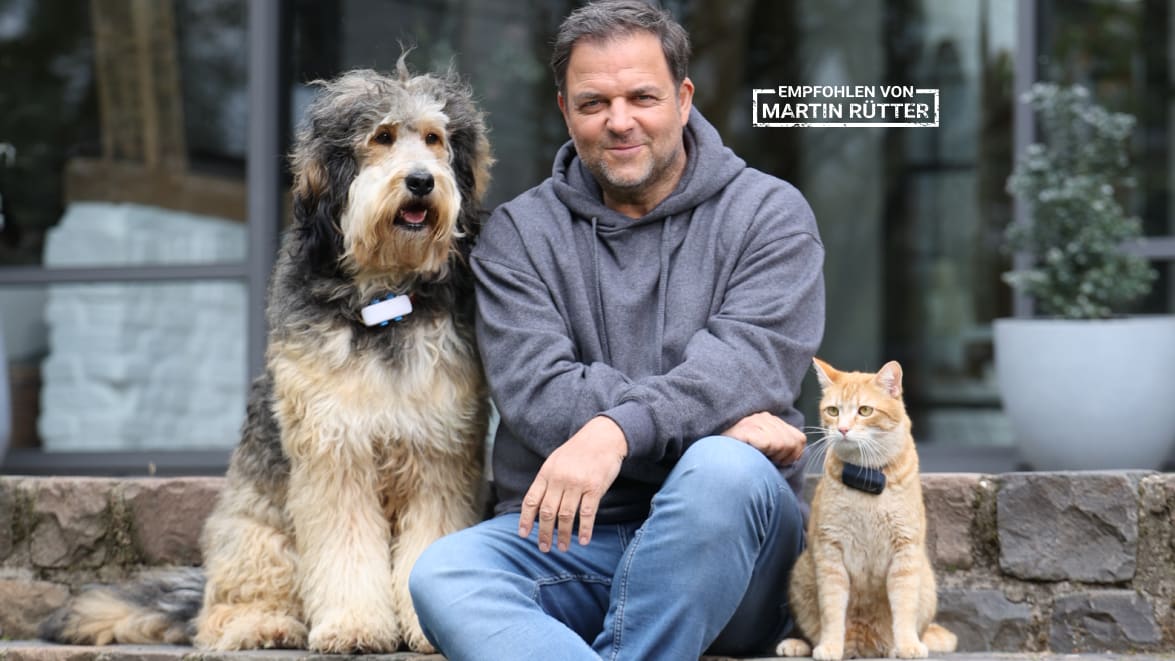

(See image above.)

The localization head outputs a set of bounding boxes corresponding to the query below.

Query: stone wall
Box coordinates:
[0,477,220,638]
[0,472,1172,655]
[923,472,1173,654]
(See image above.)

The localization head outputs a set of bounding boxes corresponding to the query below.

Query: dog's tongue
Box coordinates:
[401,208,427,224]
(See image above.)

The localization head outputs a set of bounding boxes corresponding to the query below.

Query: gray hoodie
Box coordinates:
[473,109,825,522]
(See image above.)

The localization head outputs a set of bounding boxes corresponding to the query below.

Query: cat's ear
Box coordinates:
[875,360,904,399]
[813,357,838,389]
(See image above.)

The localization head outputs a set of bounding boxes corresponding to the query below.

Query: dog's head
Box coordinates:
[290,59,492,283]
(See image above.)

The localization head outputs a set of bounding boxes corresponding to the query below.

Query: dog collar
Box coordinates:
[361,293,413,327]
[841,462,886,495]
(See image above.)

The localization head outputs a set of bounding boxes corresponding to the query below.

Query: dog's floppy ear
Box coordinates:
[450,121,492,210]
[442,77,493,242]
[290,135,354,273]
[450,126,491,242]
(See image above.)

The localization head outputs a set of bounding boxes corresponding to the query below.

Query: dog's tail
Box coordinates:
[39,568,204,645]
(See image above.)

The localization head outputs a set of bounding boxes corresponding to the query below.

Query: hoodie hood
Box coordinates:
[551,107,745,227]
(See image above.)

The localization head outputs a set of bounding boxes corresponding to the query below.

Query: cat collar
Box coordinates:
[361,293,413,327]
[841,462,886,495]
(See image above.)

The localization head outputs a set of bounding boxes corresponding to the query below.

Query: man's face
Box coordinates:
[558,31,694,212]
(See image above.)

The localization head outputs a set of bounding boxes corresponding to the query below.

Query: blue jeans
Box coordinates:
[409,435,806,660]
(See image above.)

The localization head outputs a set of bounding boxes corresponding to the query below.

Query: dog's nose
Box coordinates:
[405,171,434,196]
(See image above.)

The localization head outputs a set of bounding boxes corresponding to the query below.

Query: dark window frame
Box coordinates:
[0,0,284,476]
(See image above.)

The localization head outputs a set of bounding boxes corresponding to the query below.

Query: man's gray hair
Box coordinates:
[551,0,691,94]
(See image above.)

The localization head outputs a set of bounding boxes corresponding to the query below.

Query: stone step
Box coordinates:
[1,642,1173,661]
[1,473,1173,655]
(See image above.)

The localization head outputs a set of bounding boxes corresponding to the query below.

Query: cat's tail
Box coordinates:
[922,622,958,653]
[39,568,204,645]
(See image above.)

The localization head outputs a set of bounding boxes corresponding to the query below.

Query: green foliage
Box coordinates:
[1004,84,1156,319]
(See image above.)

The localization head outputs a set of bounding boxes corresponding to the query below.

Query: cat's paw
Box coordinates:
[891,640,929,659]
[776,638,812,657]
[813,642,845,661]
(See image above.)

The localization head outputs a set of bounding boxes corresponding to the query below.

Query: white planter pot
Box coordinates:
[994,316,1175,470]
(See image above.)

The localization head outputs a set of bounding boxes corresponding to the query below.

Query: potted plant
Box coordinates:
[995,83,1175,470]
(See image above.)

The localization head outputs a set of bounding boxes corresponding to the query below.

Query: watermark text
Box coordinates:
[753,85,939,127]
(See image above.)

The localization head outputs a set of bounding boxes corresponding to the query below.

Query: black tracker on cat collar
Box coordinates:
[841,462,886,495]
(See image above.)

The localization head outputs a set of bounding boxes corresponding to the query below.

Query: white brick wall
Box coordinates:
[39,203,247,451]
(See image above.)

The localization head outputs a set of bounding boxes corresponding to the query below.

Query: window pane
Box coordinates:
[2,280,246,454]
[1,285,48,456]
[883,0,1018,445]
[0,0,247,269]
[1038,0,1174,322]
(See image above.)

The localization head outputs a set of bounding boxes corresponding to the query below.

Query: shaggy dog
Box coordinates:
[40,61,492,654]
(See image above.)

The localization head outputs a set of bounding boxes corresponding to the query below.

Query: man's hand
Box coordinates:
[519,416,627,552]
[722,412,806,466]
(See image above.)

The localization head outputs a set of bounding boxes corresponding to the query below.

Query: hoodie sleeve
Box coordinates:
[472,207,636,458]
[605,187,826,464]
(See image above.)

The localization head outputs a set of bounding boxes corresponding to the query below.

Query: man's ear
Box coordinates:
[557,91,572,136]
[677,77,694,124]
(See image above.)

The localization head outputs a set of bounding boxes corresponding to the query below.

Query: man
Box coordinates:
[409,2,825,658]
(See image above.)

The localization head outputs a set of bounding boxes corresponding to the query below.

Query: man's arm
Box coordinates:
[517,416,627,552]
[472,210,635,458]
[474,214,638,551]
[722,411,808,465]
[609,220,825,464]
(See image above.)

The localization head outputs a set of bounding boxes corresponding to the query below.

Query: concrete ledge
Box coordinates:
[2,473,1173,655]
[1,642,1173,661]
[0,642,435,661]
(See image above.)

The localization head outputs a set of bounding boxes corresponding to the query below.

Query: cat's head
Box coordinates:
[812,357,911,468]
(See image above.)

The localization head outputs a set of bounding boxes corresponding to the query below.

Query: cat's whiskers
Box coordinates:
[804,434,835,470]
[832,429,870,465]
[856,436,875,467]
[860,435,887,469]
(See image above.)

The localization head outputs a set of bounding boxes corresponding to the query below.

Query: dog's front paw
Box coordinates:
[401,619,436,654]
[776,637,812,657]
[392,591,434,653]
[195,608,307,651]
[891,640,929,659]
[813,641,845,661]
[308,610,400,654]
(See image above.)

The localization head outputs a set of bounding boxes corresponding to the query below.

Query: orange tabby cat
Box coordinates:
[777,358,956,660]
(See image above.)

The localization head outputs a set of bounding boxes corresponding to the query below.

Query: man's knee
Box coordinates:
[408,539,442,608]
[678,435,785,501]
[408,531,468,617]
[654,435,803,564]
[410,518,525,613]
[655,437,789,531]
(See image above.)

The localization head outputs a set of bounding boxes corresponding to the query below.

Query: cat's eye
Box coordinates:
[824,406,839,417]
[858,405,874,416]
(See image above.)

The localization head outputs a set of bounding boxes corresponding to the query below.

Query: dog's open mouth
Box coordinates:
[395,203,431,232]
